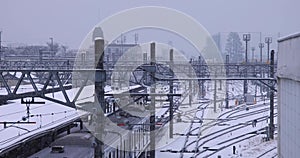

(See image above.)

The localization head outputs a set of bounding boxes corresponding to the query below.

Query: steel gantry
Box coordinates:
[0,45,278,158]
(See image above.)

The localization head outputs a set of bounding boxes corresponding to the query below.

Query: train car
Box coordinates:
[29,132,94,158]
[245,94,255,105]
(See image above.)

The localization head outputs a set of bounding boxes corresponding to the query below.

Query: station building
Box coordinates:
[277,32,300,158]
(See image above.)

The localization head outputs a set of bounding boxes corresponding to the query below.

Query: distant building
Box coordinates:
[92,27,139,64]
[212,33,222,52]
[79,27,139,68]
[212,32,244,63]
[105,43,139,64]
[277,32,300,158]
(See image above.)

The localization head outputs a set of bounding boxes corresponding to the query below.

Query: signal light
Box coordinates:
[156,122,163,126]
[117,123,126,126]
[22,116,27,121]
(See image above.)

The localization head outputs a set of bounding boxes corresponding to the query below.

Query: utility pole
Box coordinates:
[259,43,264,97]
[143,52,148,101]
[0,31,2,61]
[189,59,192,106]
[198,56,203,98]
[94,36,106,158]
[265,37,272,64]
[243,34,251,96]
[269,50,275,139]
[251,47,255,62]
[169,49,174,138]
[265,37,272,99]
[49,37,54,59]
[150,42,156,158]
[225,55,229,108]
[197,59,200,98]
[214,71,217,113]
[259,43,264,63]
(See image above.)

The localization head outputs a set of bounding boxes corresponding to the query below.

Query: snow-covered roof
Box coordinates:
[278,32,300,42]
[277,32,300,81]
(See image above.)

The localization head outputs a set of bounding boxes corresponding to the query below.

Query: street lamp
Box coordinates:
[243,34,251,95]
[265,37,272,63]
[258,43,264,96]
[259,43,264,63]
[49,37,54,59]
[243,34,251,63]
[251,47,255,62]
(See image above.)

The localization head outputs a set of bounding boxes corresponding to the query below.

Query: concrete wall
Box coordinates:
[278,32,300,81]
[277,32,300,158]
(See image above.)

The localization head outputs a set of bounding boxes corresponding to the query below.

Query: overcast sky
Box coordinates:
[1,0,299,49]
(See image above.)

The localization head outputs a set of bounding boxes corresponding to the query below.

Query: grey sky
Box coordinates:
[1,0,299,49]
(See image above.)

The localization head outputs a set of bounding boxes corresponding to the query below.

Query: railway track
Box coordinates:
[184,102,277,157]
[179,103,208,158]
[256,146,277,158]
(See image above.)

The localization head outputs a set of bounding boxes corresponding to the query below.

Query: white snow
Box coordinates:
[156,80,278,158]
[0,79,278,157]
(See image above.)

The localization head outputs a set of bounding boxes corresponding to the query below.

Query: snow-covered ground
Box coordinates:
[0,83,145,152]
[156,80,278,158]
[0,87,85,151]
[0,79,278,157]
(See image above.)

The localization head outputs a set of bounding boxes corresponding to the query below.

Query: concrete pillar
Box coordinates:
[94,35,105,158]
[149,42,156,158]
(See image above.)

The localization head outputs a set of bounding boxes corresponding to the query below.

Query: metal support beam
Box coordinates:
[27,72,39,92]
[54,72,71,105]
[189,64,192,107]
[0,121,36,129]
[0,31,2,60]
[156,77,276,81]
[104,93,181,97]
[214,71,217,113]
[73,74,90,103]
[13,73,25,94]
[258,80,277,92]
[149,42,156,158]
[41,72,53,91]
[169,49,174,139]
[0,72,12,94]
[269,50,275,139]
[243,34,250,96]
[225,55,229,108]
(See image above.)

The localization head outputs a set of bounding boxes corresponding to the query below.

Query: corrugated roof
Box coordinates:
[278,32,300,42]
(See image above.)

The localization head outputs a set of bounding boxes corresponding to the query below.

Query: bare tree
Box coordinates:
[225,32,244,63]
